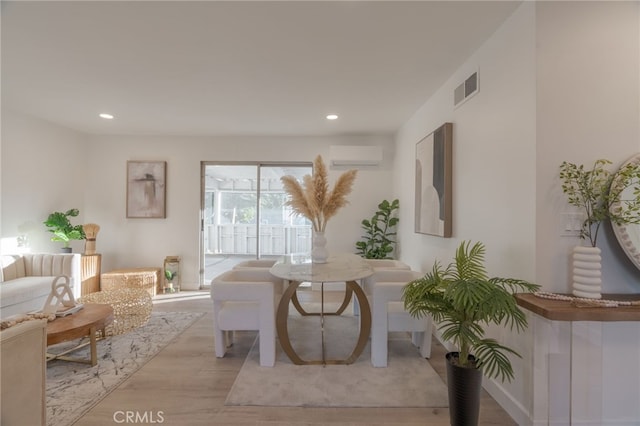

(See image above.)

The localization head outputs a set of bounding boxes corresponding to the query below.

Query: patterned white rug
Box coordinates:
[46,311,204,426]
[225,312,449,407]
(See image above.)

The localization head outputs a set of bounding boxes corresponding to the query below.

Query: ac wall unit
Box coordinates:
[329,145,383,167]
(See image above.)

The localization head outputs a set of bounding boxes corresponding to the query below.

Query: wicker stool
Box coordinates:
[101,267,161,297]
[79,288,152,335]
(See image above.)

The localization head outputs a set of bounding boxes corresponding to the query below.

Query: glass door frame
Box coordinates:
[199,160,312,288]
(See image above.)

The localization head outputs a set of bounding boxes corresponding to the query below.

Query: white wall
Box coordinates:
[394,3,536,422]
[533,3,640,424]
[394,3,536,280]
[1,110,88,253]
[536,1,640,294]
[82,134,394,289]
[394,2,640,424]
[1,117,395,290]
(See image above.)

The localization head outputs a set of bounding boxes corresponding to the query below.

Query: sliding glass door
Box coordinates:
[200,162,312,287]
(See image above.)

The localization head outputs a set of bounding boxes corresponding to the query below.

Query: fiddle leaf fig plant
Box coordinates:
[355,199,399,259]
[559,159,640,247]
[403,241,540,382]
[43,208,85,248]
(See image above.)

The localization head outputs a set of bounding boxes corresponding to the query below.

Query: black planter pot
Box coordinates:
[60,247,72,253]
[446,352,483,426]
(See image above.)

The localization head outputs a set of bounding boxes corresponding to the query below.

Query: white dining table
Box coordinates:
[269,253,373,365]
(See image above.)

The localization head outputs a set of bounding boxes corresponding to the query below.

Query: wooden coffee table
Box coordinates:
[46,303,114,366]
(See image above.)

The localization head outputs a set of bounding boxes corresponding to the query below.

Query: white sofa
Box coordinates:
[0,319,47,426]
[0,253,81,319]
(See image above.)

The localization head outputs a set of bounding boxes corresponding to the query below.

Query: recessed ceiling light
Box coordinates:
[326,114,338,120]
[99,113,114,119]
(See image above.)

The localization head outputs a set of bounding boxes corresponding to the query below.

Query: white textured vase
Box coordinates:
[312,231,328,264]
[572,245,602,299]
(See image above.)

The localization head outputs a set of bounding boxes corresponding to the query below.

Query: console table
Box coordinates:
[515,293,640,425]
[270,253,373,365]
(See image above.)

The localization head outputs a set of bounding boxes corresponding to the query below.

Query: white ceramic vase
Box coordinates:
[572,245,602,299]
[312,231,328,264]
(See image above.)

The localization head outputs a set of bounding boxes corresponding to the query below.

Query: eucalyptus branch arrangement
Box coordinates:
[608,159,640,227]
[559,159,640,247]
[281,155,357,232]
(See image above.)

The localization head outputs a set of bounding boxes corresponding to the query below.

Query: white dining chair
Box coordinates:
[353,259,411,316]
[367,269,432,367]
[210,268,283,367]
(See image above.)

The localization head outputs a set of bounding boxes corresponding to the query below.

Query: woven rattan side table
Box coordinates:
[101,267,161,297]
[79,288,152,335]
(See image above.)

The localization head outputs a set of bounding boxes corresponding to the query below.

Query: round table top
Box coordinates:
[270,253,373,283]
[46,303,114,345]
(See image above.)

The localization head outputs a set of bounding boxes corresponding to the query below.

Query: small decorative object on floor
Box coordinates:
[82,223,100,255]
[163,256,181,293]
[281,155,357,263]
[42,275,82,316]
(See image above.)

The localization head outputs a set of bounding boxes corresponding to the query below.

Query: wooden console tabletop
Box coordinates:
[515,293,640,322]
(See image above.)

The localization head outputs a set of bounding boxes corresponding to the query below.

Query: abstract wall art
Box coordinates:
[126,161,167,218]
[414,123,452,237]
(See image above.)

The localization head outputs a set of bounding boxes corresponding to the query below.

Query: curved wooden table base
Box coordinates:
[290,285,353,316]
[46,303,114,366]
[276,280,371,365]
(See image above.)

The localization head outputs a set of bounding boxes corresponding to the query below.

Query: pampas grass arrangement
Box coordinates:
[281,155,357,232]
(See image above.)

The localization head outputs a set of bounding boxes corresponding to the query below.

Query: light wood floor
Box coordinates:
[75,290,517,426]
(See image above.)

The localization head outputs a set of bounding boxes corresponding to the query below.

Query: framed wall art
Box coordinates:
[414,123,452,237]
[126,161,167,218]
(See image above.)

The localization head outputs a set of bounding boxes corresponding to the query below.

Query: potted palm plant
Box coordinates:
[403,241,539,426]
[43,208,85,252]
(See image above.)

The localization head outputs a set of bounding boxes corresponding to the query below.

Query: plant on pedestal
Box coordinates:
[43,208,86,252]
[403,241,539,426]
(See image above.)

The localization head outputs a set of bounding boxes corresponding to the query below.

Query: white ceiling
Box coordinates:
[1,1,521,137]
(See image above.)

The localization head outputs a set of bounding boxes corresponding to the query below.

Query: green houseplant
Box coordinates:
[559,159,640,298]
[402,241,539,426]
[43,208,85,252]
[355,199,399,259]
[559,159,640,247]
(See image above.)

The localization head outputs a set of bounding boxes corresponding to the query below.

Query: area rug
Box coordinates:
[46,311,204,426]
[225,312,449,407]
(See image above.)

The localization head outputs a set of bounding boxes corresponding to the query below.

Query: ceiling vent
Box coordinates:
[329,145,383,167]
[454,70,479,108]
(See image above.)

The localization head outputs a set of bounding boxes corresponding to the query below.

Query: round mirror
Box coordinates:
[610,153,640,270]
